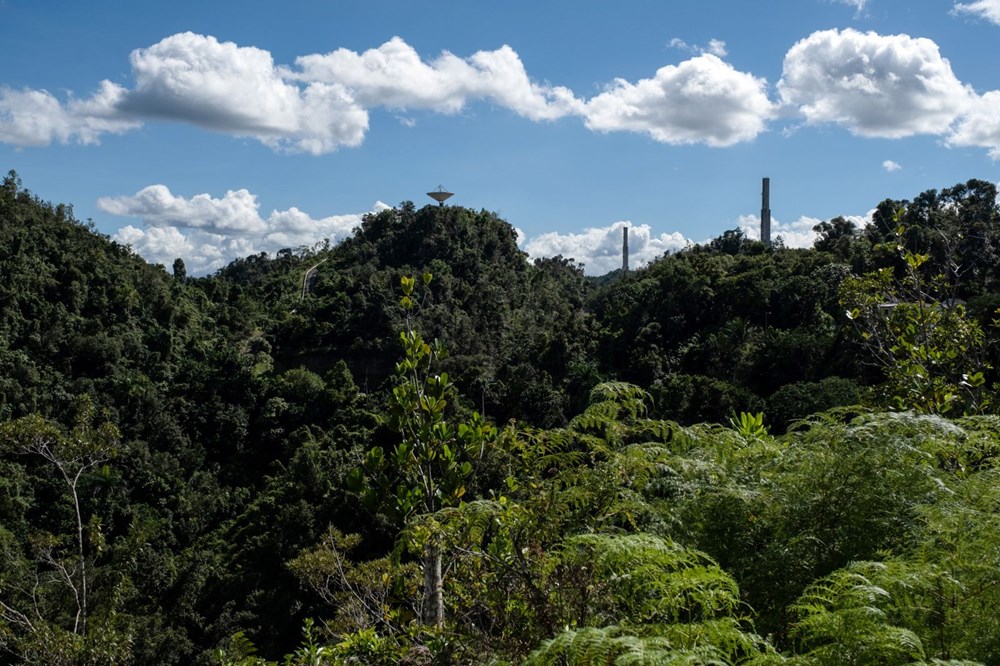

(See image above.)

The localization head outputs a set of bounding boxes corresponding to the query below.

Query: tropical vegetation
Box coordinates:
[2,169,1000,664]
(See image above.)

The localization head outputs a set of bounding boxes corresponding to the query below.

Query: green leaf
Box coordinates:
[346,467,364,491]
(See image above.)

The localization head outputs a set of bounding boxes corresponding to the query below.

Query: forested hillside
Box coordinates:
[2,169,1000,665]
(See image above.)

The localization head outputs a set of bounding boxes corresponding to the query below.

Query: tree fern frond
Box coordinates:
[559,533,741,624]
[428,499,511,548]
[565,383,651,435]
[629,420,683,448]
[784,404,870,434]
[524,622,778,666]
[524,626,695,666]
[587,382,653,415]
[790,561,927,664]
[647,618,780,663]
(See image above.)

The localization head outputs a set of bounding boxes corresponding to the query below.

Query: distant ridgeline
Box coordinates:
[4,170,1000,431]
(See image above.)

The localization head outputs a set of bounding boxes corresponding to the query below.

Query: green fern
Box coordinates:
[525,623,781,666]
[568,382,653,446]
[558,533,741,626]
[790,564,918,663]
[524,626,706,666]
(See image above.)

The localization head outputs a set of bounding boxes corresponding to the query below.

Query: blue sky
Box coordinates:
[2,0,999,274]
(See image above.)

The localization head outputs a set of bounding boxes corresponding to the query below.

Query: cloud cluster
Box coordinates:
[521,221,689,274]
[102,184,384,273]
[2,33,584,154]
[1,32,773,152]
[3,23,1000,156]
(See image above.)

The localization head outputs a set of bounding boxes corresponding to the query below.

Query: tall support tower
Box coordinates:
[761,177,772,246]
[622,225,629,276]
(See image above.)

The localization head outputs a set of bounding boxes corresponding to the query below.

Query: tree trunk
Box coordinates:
[421,540,443,627]
[71,482,87,636]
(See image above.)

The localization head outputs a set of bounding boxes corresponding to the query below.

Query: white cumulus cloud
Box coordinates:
[583,54,775,146]
[947,90,1000,158]
[292,36,583,121]
[778,28,974,138]
[521,221,689,275]
[953,0,1000,24]
[119,32,369,154]
[102,184,383,274]
[883,159,902,171]
[0,81,139,146]
[99,185,269,234]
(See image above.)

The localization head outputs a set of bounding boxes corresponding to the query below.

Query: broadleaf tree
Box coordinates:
[350,274,497,627]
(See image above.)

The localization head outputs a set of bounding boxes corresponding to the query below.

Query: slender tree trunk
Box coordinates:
[421,540,443,627]
[71,482,87,636]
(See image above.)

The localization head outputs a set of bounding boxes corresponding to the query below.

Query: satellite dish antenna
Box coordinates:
[427,185,454,206]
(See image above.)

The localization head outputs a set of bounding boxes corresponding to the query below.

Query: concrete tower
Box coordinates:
[761,177,772,246]
[623,225,629,275]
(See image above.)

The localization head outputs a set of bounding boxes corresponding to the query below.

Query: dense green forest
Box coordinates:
[1,168,1000,664]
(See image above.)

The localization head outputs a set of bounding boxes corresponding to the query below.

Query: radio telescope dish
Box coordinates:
[427,185,454,206]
